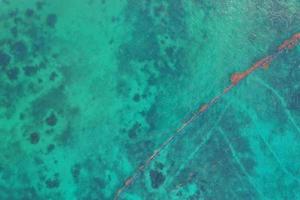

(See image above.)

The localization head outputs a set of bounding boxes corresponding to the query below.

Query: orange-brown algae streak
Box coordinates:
[113,33,300,200]
[230,55,274,85]
[199,104,208,112]
[278,33,300,51]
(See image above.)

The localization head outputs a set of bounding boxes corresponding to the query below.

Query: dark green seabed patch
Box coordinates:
[0,0,300,200]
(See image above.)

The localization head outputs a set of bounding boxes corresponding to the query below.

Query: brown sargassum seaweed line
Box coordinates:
[114,33,300,200]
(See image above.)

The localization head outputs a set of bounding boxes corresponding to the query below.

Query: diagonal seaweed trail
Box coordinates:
[164,101,232,187]
[114,33,300,200]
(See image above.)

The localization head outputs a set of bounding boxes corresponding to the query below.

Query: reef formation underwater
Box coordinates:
[0,0,300,200]
[114,32,300,200]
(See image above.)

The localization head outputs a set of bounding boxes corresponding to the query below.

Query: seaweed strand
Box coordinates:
[114,33,300,200]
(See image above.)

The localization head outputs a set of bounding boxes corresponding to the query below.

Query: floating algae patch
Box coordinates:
[0,0,300,200]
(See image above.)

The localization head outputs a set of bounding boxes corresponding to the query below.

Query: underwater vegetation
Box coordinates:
[114,32,300,200]
[0,0,299,200]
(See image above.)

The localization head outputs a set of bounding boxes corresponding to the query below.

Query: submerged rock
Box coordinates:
[150,170,165,189]
[29,132,40,144]
[25,9,34,17]
[45,112,57,126]
[133,93,140,102]
[0,51,11,68]
[23,65,38,76]
[47,144,55,153]
[46,14,57,28]
[12,41,28,60]
[45,177,60,189]
[6,67,19,80]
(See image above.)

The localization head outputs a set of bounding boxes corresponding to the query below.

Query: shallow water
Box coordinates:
[0,0,300,199]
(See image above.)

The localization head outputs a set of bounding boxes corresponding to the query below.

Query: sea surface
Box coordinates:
[0,0,300,199]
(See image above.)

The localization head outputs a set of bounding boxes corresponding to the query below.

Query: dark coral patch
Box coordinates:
[155,162,164,170]
[145,104,158,131]
[46,14,57,28]
[92,177,106,190]
[133,94,140,102]
[165,46,175,58]
[241,157,257,173]
[21,187,39,199]
[47,144,55,153]
[36,1,45,10]
[10,27,18,37]
[45,176,60,189]
[154,5,165,17]
[29,132,40,144]
[288,91,300,111]
[149,170,165,189]
[11,41,28,60]
[45,112,57,126]
[25,9,34,17]
[19,113,25,120]
[232,135,251,153]
[49,71,58,81]
[0,51,11,68]
[23,65,38,76]
[71,163,81,181]
[6,67,19,80]
[128,122,141,139]
[33,157,45,165]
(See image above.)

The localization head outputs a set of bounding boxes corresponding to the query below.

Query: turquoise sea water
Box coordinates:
[0,0,300,199]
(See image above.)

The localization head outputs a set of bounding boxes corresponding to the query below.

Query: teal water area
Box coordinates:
[0,0,300,199]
